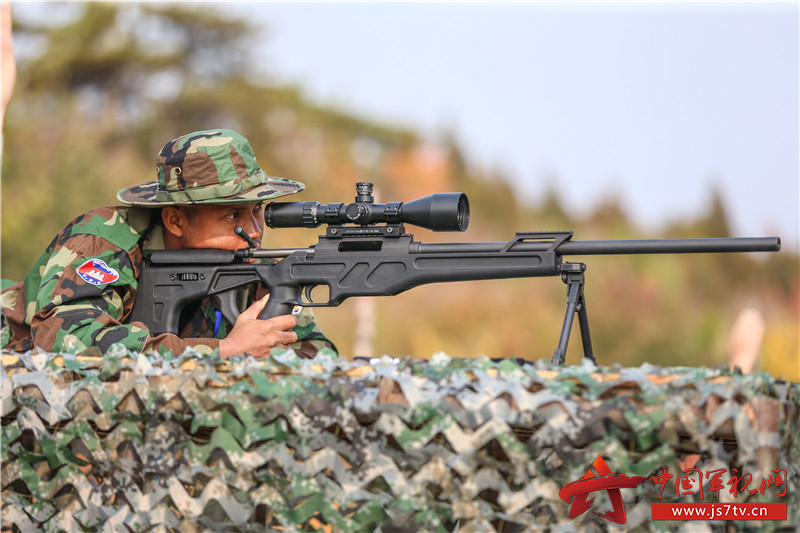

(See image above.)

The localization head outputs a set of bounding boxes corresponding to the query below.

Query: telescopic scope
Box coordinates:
[264,182,470,232]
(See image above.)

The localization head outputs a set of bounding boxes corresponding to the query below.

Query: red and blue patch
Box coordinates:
[76,258,120,286]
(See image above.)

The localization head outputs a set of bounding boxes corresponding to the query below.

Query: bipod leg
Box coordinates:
[576,285,596,365]
[551,262,597,366]
[551,280,580,366]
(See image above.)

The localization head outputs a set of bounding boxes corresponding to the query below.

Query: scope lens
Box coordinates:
[457,195,468,230]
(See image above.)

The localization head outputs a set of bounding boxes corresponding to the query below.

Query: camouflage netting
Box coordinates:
[2,347,798,532]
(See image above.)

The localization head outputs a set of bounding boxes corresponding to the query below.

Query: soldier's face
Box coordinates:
[171,203,265,250]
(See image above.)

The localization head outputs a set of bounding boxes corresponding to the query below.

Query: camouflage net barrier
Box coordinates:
[2,347,798,532]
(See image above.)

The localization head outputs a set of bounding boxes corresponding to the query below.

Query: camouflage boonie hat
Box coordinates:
[117,129,304,206]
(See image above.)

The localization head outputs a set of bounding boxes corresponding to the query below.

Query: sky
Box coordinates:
[228,1,799,249]
[9,2,799,249]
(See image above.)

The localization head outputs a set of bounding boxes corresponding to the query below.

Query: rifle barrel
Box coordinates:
[558,237,781,255]
[415,237,781,255]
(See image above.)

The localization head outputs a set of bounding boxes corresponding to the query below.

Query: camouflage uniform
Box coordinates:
[1,129,335,357]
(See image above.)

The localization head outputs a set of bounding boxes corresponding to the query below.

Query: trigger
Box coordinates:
[303,285,315,303]
[217,291,241,325]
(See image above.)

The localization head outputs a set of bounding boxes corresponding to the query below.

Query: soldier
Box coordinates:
[1,128,335,358]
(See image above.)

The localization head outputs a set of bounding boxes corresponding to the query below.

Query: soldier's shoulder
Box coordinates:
[63,206,154,251]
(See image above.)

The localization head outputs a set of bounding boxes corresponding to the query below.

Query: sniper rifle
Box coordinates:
[128,182,781,365]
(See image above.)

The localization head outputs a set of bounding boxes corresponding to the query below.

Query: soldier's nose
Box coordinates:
[245,213,263,241]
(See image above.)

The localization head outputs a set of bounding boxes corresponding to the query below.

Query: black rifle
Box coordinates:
[128,182,781,365]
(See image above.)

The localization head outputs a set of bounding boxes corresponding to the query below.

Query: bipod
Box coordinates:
[551,262,597,366]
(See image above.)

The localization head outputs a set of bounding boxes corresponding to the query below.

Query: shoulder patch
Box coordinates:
[76,258,120,286]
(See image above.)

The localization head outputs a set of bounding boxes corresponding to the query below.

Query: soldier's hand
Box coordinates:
[219,295,298,358]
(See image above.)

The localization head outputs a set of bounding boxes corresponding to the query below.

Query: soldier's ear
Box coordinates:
[161,206,185,238]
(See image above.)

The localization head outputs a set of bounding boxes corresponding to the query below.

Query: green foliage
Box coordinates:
[2,3,797,378]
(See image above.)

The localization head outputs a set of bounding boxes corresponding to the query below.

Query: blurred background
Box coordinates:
[2,2,797,379]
